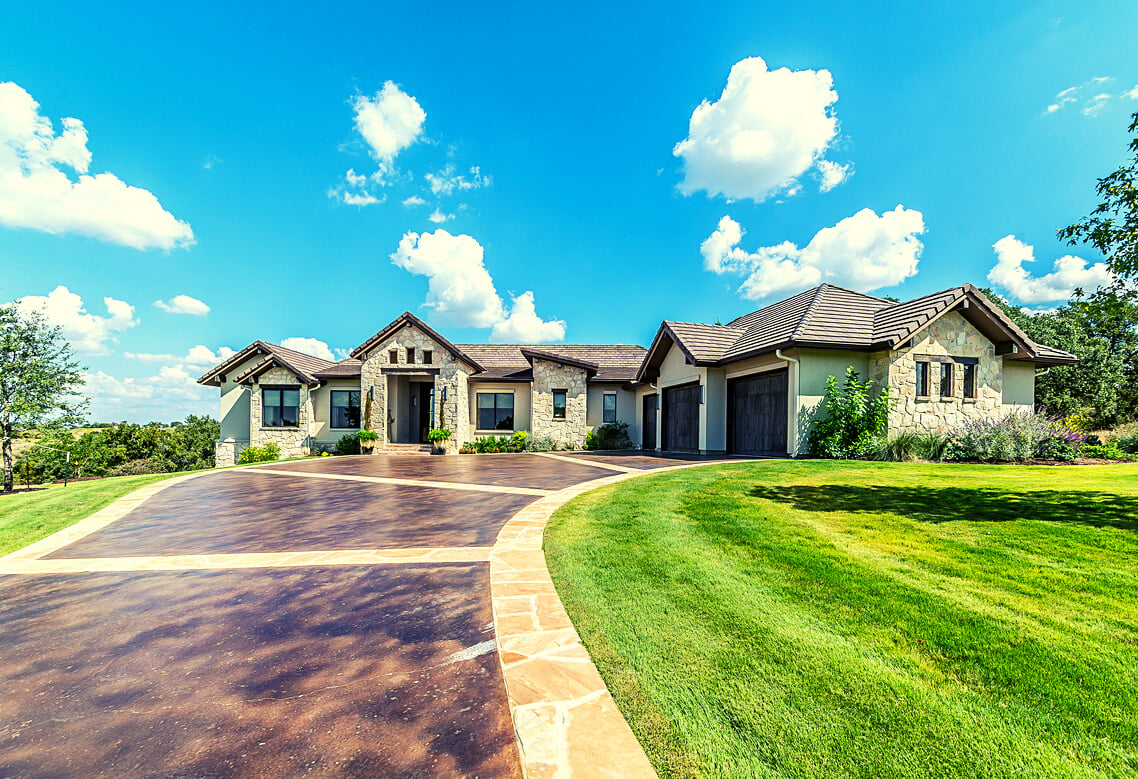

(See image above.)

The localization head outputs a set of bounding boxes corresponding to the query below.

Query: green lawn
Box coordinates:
[545,461,1138,778]
[0,473,182,555]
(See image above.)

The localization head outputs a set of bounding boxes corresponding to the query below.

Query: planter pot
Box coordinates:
[430,442,448,455]
[360,440,376,454]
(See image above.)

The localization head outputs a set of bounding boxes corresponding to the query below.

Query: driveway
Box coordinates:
[0,452,712,777]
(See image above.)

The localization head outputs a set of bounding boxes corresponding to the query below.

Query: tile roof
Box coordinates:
[637,282,1077,380]
[460,344,647,382]
[198,340,343,386]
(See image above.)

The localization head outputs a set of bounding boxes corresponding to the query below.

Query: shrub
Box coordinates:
[527,435,556,452]
[1079,442,1130,460]
[357,430,379,442]
[871,431,954,462]
[1111,421,1138,453]
[335,433,360,455]
[459,446,475,454]
[474,435,510,453]
[428,428,453,442]
[945,412,1086,462]
[238,442,281,464]
[809,368,893,459]
[585,422,633,450]
[510,430,529,451]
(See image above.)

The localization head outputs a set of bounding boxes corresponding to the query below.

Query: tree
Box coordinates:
[1059,110,1138,280]
[0,306,86,493]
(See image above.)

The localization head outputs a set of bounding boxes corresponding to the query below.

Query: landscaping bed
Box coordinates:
[545,460,1138,778]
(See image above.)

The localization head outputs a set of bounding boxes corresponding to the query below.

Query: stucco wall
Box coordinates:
[469,382,532,438]
[310,379,363,443]
[1002,360,1036,410]
[530,358,588,447]
[585,384,634,429]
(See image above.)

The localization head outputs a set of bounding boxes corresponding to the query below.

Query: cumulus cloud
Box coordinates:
[125,344,236,368]
[0,82,194,250]
[390,229,565,341]
[1044,76,1136,116]
[816,160,852,192]
[425,164,492,197]
[490,292,567,343]
[83,365,216,423]
[352,82,426,171]
[428,208,452,223]
[402,195,426,207]
[13,285,137,355]
[279,337,336,361]
[988,235,1114,304]
[701,207,925,299]
[673,57,849,202]
[153,294,209,316]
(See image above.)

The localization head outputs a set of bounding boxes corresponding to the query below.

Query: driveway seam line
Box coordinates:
[238,468,554,496]
[489,457,761,779]
[531,452,638,473]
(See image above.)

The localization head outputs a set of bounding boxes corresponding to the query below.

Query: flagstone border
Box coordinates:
[489,458,759,779]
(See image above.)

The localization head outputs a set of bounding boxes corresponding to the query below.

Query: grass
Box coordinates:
[544,460,1138,778]
[0,472,182,555]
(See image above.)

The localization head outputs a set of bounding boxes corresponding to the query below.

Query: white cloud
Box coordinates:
[0,82,194,250]
[988,235,1114,304]
[701,207,925,299]
[390,229,565,340]
[490,292,567,343]
[153,294,209,316]
[279,337,336,362]
[816,160,852,192]
[1044,76,1135,116]
[13,285,137,355]
[673,57,845,202]
[428,208,452,223]
[341,190,382,206]
[352,82,426,177]
[125,345,236,369]
[424,164,492,197]
[83,365,216,423]
[402,195,426,207]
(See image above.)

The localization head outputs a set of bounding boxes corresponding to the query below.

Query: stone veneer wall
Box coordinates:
[359,324,471,452]
[213,439,251,467]
[530,359,588,447]
[249,367,315,459]
[871,311,1003,432]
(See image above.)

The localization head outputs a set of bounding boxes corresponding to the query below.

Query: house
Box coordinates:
[198,284,1076,465]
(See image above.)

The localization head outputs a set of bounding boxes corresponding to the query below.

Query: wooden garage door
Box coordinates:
[642,394,658,450]
[663,383,700,452]
[728,369,788,455]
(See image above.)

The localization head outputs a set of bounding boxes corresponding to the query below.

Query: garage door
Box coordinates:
[663,383,700,452]
[728,370,788,455]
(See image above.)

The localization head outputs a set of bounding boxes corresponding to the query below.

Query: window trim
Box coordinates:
[388,348,399,364]
[476,391,515,432]
[330,389,361,429]
[915,361,930,398]
[602,392,617,424]
[423,349,433,365]
[262,385,301,428]
[552,389,567,420]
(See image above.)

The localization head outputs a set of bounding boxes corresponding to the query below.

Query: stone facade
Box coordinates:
[213,438,250,467]
[530,358,588,447]
[872,311,1004,432]
[249,366,314,459]
[359,323,472,453]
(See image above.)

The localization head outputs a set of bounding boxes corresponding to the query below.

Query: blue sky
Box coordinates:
[1,0,1135,421]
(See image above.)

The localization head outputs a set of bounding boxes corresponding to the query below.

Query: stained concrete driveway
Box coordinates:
[0,452,709,778]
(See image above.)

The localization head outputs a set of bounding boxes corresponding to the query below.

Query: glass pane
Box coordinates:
[477,393,495,409]
[603,394,616,412]
[915,363,927,396]
[423,350,433,365]
[496,413,513,430]
[283,389,299,407]
[264,404,279,427]
[553,391,566,419]
[940,364,952,397]
[282,406,298,426]
[478,408,495,430]
[496,393,514,412]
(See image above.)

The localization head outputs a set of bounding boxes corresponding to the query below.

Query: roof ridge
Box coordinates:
[789,285,827,342]
[260,340,338,368]
[663,320,745,329]
[818,282,893,303]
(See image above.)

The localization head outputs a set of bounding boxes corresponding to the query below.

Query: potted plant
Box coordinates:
[427,427,452,455]
[357,429,379,453]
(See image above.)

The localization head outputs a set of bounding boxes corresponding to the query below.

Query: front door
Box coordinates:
[417,383,435,443]
[642,394,657,450]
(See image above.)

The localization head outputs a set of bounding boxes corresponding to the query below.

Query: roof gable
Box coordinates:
[350,312,485,372]
[197,341,338,387]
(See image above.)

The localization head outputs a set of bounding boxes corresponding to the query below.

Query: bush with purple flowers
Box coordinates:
[945,412,1087,462]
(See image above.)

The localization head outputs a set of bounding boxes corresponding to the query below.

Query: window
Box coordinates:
[963,363,977,399]
[602,393,617,423]
[553,389,567,419]
[915,362,930,397]
[939,363,953,398]
[262,387,300,427]
[423,350,433,365]
[477,392,514,430]
[331,390,361,428]
[407,347,415,364]
[389,348,398,364]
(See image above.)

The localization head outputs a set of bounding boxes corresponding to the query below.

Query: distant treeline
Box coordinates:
[15,416,219,484]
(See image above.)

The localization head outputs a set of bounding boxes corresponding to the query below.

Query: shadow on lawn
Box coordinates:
[747,485,1138,531]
